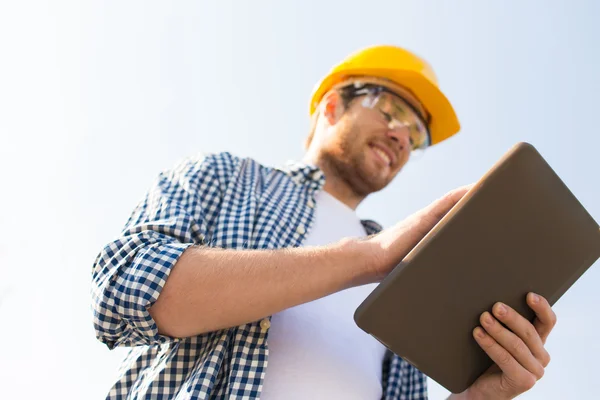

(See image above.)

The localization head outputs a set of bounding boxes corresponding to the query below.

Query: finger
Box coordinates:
[491,302,551,368]
[527,293,557,344]
[481,311,545,379]
[473,326,535,385]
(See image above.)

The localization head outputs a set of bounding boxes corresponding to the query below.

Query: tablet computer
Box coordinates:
[354,142,600,394]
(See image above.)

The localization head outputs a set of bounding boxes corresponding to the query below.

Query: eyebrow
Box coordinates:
[386,92,427,125]
[391,99,407,116]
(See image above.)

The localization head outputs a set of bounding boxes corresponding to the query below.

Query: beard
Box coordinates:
[319,134,391,198]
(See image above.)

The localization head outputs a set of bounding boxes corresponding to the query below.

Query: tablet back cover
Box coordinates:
[354,142,600,393]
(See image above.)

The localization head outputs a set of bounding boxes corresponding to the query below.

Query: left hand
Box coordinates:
[461,292,557,400]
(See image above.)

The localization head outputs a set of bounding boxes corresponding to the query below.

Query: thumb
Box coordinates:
[423,183,474,222]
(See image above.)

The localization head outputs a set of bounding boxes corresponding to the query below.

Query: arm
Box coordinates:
[91,153,226,349]
[149,238,373,337]
[149,186,474,338]
[91,153,376,347]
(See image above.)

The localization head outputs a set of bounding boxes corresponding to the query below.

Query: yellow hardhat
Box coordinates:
[309,45,460,146]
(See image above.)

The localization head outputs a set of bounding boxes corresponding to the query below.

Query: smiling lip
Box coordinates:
[369,143,396,167]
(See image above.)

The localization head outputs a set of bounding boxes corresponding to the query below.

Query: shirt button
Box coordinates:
[260,318,271,331]
[296,225,306,235]
[307,199,315,209]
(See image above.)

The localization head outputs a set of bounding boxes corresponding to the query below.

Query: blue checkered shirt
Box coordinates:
[92,151,428,399]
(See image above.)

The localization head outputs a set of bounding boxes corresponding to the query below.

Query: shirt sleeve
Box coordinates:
[382,353,429,400]
[91,152,232,349]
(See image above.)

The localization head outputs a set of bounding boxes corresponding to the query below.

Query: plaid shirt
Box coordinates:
[92,151,428,399]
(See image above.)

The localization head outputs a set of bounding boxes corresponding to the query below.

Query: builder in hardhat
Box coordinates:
[92,45,556,400]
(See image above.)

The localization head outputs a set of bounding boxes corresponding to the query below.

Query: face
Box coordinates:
[312,90,419,197]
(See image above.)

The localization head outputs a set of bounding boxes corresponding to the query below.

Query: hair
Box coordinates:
[303,85,357,149]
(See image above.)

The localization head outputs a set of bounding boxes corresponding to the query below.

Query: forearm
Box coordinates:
[149,238,375,337]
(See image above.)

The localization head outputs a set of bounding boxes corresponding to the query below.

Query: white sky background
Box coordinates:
[1,1,599,398]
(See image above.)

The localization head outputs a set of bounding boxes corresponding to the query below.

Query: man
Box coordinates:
[92,45,556,399]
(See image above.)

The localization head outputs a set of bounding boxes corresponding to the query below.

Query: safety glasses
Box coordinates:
[341,83,431,150]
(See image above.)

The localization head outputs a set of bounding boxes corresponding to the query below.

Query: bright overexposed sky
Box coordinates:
[1,1,599,399]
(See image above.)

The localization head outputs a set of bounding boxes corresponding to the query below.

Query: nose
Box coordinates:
[386,124,412,150]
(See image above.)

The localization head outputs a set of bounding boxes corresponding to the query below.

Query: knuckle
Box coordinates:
[510,339,526,355]
[497,349,513,366]
[480,336,494,350]
[541,351,551,367]
[533,363,545,380]
[446,188,461,198]
[523,325,538,342]
[510,373,537,392]
[502,375,525,395]
[442,189,463,207]
[522,374,537,390]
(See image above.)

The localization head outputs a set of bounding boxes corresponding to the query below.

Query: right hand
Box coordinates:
[366,184,474,281]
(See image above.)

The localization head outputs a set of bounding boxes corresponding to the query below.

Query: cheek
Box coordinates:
[345,116,374,145]
[330,120,364,152]
[344,128,370,157]
[324,112,374,157]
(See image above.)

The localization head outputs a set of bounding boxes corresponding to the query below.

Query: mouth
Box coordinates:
[368,143,396,168]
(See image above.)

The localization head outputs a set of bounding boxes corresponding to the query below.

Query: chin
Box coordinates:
[366,164,396,187]
[365,180,389,194]
[354,168,391,195]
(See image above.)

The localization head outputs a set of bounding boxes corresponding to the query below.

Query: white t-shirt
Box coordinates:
[260,190,386,400]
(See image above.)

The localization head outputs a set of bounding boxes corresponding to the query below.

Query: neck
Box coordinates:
[302,152,364,210]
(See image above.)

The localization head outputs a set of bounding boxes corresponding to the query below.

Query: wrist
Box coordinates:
[335,237,382,286]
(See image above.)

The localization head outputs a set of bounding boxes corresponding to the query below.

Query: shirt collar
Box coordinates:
[276,160,326,191]
[276,160,383,234]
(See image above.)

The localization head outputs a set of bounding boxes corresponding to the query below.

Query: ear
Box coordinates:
[321,91,343,125]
